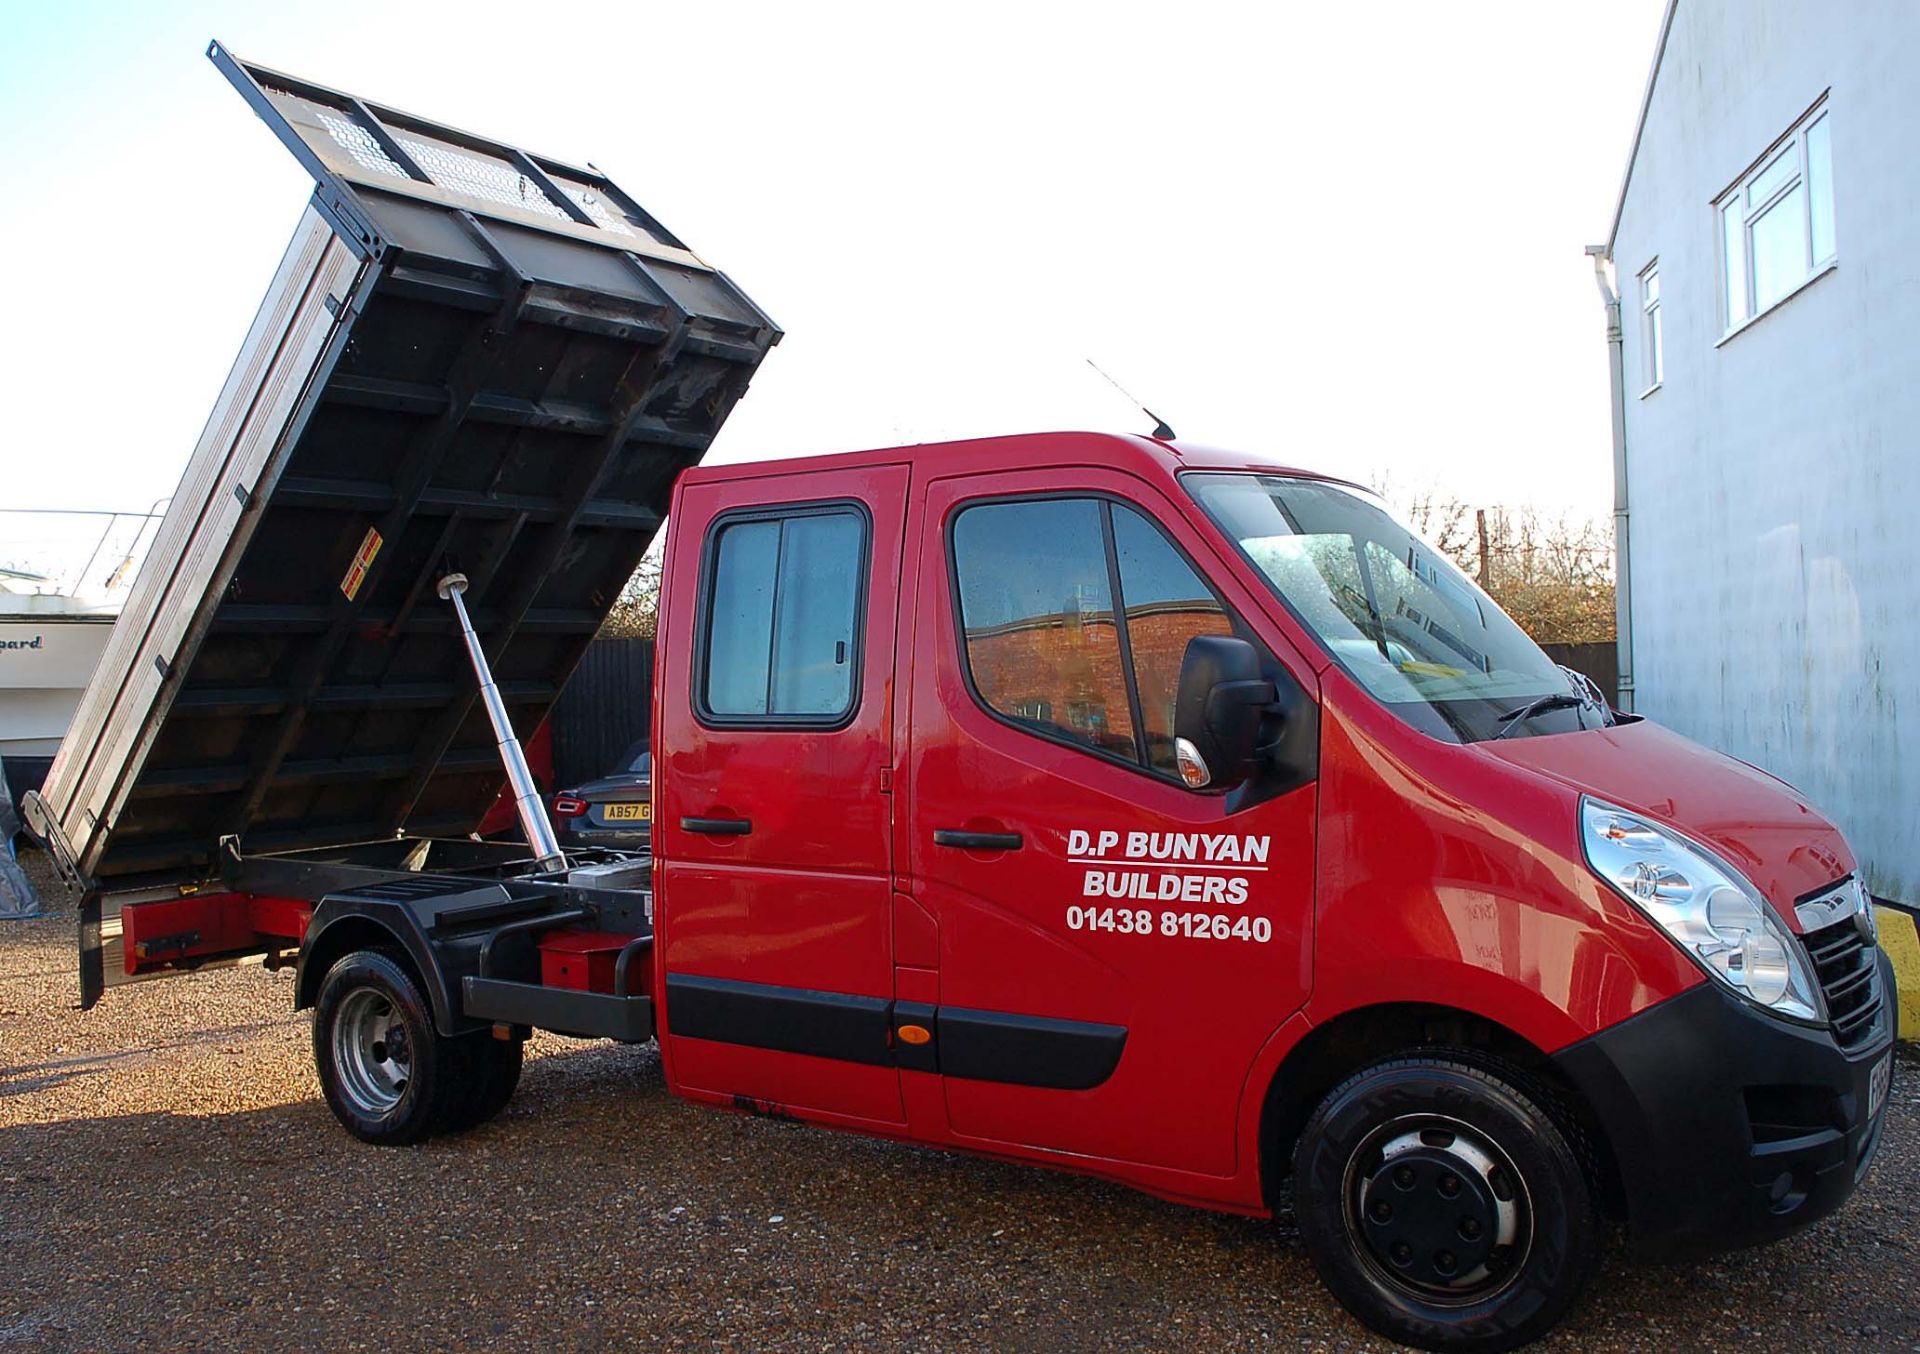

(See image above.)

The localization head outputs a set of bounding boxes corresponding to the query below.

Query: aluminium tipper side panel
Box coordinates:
[34,49,779,888]
[40,209,366,884]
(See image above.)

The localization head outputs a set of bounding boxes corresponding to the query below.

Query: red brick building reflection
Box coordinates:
[964,601,1232,763]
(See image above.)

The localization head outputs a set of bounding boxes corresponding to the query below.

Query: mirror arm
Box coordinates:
[1250,699,1290,762]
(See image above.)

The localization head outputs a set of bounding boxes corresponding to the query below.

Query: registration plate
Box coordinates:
[1867,1053,1892,1121]
[602,802,651,822]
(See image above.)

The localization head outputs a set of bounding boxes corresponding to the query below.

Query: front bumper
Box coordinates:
[1554,948,1895,1258]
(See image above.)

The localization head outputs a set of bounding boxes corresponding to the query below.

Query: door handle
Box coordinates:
[682,816,753,836]
[933,829,1023,851]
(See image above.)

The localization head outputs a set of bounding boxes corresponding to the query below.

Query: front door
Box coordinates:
[905,468,1318,1175]
[656,462,908,1127]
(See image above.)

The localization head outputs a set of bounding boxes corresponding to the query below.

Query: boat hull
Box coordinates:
[1,617,115,796]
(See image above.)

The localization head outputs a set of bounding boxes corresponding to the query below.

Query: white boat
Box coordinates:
[0,509,162,802]
[1,577,120,916]
[0,580,117,792]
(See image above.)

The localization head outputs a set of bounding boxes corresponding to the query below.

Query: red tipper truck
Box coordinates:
[25,46,1897,1354]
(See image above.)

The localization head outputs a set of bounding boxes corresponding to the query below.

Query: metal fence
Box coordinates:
[549,637,655,788]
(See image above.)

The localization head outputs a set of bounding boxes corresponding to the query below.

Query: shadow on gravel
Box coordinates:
[0,1065,101,1099]
[3,1040,1916,1351]
[0,1041,1301,1351]
[0,1019,300,1099]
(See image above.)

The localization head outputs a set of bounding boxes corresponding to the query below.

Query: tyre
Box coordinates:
[1291,1055,1600,1353]
[439,1033,524,1133]
[312,949,467,1145]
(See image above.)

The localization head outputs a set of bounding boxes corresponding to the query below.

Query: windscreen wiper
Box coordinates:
[1558,664,1616,726]
[1493,692,1588,740]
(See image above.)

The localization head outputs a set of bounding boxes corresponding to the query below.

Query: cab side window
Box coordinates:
[1111,505,1234,774]
[699,504,866,724]
[950,499,1134,758]
[951,496,1237,779]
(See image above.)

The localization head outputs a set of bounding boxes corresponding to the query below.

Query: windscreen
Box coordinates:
[1186,473,1608,743]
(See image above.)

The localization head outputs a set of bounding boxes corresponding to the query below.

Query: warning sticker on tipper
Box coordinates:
[340,527,383,600]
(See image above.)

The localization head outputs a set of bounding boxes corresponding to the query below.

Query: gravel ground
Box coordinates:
[3,848,1917,1353]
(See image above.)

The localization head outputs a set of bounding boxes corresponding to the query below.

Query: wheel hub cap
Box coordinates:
[1350,1122,1525,1298]
[333,987,411,1116]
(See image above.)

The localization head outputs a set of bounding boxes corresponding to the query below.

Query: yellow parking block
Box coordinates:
[1876,906,1920,1040]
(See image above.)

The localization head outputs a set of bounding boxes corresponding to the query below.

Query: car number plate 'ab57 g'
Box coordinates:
[603,802,651,822]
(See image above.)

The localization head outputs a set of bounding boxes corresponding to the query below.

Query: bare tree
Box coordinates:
[1399,490,1477,568]
[1476,507,1615,643]
[1378,482,1616,645]
[600,543,663,640]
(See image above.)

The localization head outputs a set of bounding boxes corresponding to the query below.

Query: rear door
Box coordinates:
[905,468,1318,1175]
[655,463,909,1127]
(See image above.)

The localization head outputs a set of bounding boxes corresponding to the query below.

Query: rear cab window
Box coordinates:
[696,503,868,726]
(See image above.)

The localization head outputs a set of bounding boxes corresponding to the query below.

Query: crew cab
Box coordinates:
[24,45,1896,1354]
[644,433,1895,1349]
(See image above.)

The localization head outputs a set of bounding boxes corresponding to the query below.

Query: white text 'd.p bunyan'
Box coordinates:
[1067,829,1272,906]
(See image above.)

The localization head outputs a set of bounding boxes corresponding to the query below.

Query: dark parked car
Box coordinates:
[552,740,651,850]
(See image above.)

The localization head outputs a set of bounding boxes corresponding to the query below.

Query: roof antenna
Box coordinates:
[1086,359,1176,441]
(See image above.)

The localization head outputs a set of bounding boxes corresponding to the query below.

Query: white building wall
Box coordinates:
[1612,0,1920,904]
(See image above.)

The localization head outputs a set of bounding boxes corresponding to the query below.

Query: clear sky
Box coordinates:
[0,0,1666,533]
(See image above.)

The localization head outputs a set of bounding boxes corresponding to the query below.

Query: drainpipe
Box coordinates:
[1586,245,1634,713]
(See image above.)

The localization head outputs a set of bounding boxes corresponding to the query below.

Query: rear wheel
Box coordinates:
[313,949,466,1145]
[1291,1056,1600,1353]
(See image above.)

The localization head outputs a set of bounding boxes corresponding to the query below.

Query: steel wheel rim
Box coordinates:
[332,986,411,1116]
[1340,1112,1534,1307]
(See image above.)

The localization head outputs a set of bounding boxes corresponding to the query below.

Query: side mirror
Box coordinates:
[1173,635,1276,789]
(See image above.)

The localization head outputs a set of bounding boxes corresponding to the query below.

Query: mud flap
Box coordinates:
[78,891,103,1007]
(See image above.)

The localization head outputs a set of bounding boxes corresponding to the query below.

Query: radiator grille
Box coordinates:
[1803,909,1884,1051]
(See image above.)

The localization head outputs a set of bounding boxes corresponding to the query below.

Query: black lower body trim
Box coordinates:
[666,974,893,1065]
[664,973,1126,1089]
[938,1005,1125,1090]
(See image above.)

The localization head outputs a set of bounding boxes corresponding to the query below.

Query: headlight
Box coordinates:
[1581,797,1824,1022]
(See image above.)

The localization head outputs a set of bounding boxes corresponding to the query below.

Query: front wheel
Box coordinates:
[1291,1056,1600,1353]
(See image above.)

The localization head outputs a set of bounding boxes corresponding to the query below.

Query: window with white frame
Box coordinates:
[1717,101,1835,331]
[1639,261,1662,390]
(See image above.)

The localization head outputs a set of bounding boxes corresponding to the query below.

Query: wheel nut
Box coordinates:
[1435,1249,1457,1274]
[1438,1173,1461,1198]
[1392,1165,1416,1189]
[1460,1217,1483,1240]
[1370,1200,1392,1223]
[1391,1242,1413,1265]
